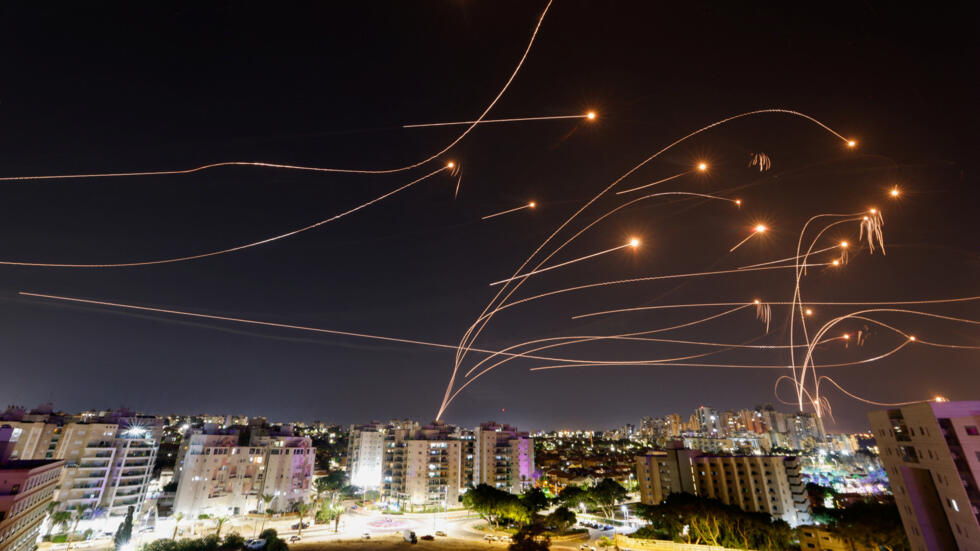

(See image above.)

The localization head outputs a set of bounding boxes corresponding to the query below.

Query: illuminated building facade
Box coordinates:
[869,401,980,551]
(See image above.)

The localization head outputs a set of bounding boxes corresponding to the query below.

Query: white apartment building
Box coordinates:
[635,447,811,527]
[869,401,980,551]
[472,423,534,494]
[347,425,386,490]
[691,455,810,527]
[173,428,314,516]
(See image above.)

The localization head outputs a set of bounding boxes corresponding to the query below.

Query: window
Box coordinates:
[966,426,979,436]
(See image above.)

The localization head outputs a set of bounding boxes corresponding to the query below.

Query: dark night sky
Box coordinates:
[0,2,976,432]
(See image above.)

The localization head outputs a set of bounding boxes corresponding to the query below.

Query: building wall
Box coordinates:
[691,455,809,527]
[173,434,314,516]
[0,457,64,551]
[348,428,384,490]
[869,401,980,551]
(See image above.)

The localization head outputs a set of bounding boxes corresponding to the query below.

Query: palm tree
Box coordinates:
[52,511,73,540]
[258,494,274,533]
[67,503,91,550]
[171,512,184,540]
[44,501,61,539]
[293,503,309,537]
[214,516,229,539]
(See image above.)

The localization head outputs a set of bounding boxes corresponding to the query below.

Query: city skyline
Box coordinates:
[0,2,977,432]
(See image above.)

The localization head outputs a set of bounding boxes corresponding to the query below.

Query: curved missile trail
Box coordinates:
[488,240,636,286]
[440,108,851,419]
[448,191,739,405]
[571,295,980,320]
[403,113,592,129]
[615,170,693,195]
[482,202,536,220]
[15,291,638,364]
[0,1,554,181]
[0,167,450,267]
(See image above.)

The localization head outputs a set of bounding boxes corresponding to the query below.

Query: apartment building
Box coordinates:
[0,426,65,551]
[635,446,811,527]
[347,424,386,490]
[635,444,698,505]
[381,422,462,511]
[472,422,534,494]
[0,406,160,522]
[173,424,314,516]
[691,455,811,526]
[869,401,980,551]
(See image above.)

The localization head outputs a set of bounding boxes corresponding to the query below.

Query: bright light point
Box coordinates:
[890,187,900,197]
[863,216,869,221]
[869,208,877,214]
[840,241,849,248]
[909,335,916,341]
[754,224,767,233]
[528,202,536,208]
[734,199,741,206]
[847,140,857,148]
[697,162,708,172]
[629,238,640,248]
[586,111,596,120]
[934,395,947,402]
[843,334,850,340]
[446,162,455,168]
[753,299,760,304]
[832,259,840,266]
[805,308,813,316]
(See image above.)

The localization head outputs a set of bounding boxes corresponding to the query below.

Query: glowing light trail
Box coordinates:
[572,295,980,320]
[440,109,852,419]
[729,224,768,252]
[615,170,692,195]
[0,167,450,267]
[0,1,555,180]
[403,113,593,128]
[482,202,536,220]
[488,239,638,286]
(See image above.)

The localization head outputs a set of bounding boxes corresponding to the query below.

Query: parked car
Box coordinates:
[579,545,597,551]
[420,535,434,541]
[290,522,310,530]
[434,531,447,537]
[402,530,417,544]
[361,533,371,539]
[288,536,301,543]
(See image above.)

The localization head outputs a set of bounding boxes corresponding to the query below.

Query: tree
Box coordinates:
[52,511,73,536]
[113,506,134,551]
[520,487,550,515]
[258,494,275,533]
[509,523,550,551]
[555,486,589,510]
[293,503,309,536]
[314,471,346,505]
[546,506,576,534]
[67,503,91,549]
[213,516,229,539]
[171,512,184,540]
[824,502,909,551]
[44,501,61,538]
[223,533,245,550]
[588,478,628,519]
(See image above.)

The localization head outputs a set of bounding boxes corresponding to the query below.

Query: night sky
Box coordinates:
[0,2,976,432]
